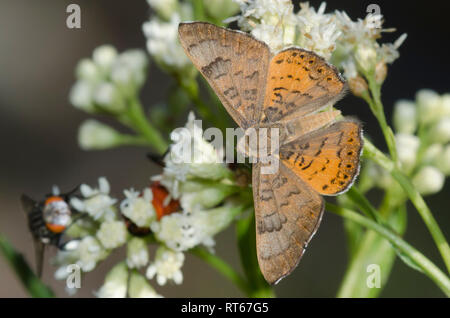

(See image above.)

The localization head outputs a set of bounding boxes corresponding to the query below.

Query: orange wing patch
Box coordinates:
[279,120,363,195]
[261,48,345,124]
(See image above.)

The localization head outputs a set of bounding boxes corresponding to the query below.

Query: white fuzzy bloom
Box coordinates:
[92,45,118,72]
[69,80,96,113]
[111,49,148,91]
[377,33,407,64]
[429,117,450,144]
[296,2,341,59]
[70,177,117,221]
[393,100,417,134]
[146,246,184,286]
[120,188,156,227]
[230,0,296,52]
[179,181,235,213]
[435,145,450,175]
[126,237,149,269]
[416,89,443,125]
[96,220,127,249]
[412,166,445,195]
[159,112,230,198]
[151,201,237,251]
[128,272,162,298]
[96,262,128,298]
[354,44,377,73]
[395,133,420,173]
[78,236,108,272]
[78,119,121,150]
[142,14,191,70]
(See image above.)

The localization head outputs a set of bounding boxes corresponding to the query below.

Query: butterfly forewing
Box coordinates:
[178,22,271,129]
[253,163,324,284]
[261,48,346,124]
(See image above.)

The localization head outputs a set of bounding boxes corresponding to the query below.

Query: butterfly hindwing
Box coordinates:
[279,120,363,195]
[253,163,324,284]
[178,22,271,128]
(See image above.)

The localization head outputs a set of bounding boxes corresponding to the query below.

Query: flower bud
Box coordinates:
[204,0,240,21]
[96,262,128,298]
[76,58,100,82]
[147,0,178,20]
[435,145,450,175]
[393,100,417,134]
[422,143,443,164]
[96,220,127,249]
[78,119,121,150]
[128,271,162,298]
[416,89,442,125]
[441,94,450,117]
[92,45,118,72]
[429,117,450,144]
[127,237,149,269]
[375,61,388,84]
[93,82,126,113]
[348,76,368,97]
[412,166,445,195]
[395,133,420,173]
[69,80,95,113]
[355,45,377,73]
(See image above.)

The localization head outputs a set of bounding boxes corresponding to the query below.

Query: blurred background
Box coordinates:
[0,0,449,297]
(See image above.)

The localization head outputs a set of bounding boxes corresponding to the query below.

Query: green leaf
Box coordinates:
[0,234,54,298]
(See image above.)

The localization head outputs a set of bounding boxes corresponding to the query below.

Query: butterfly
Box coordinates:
[178,22,363,284]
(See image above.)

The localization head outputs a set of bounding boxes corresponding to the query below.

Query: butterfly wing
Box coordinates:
[178,22,271,129]
[253,163,324,284]
[20,194,46,277]
[260,48,346,125]
[279,120,363,195]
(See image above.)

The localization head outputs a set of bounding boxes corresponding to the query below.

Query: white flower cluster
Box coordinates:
[371,90,450,195]
[230,1,406,79]
[53,113,243,295]
[69,45,148,114]
[151,113,240,252]
[143,1,194,74]
[143,0,239,74]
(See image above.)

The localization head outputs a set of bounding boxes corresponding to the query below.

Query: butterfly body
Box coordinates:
[179,22,363,284]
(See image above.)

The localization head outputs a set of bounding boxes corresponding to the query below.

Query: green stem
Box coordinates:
[190,247,252,296]
[346,187,381,223]
[175,74,228,133]
[364,139,450,273]
[363,73,398,164]
[0,234,54,298]
[121,99,168,154]
[326,203,450,296]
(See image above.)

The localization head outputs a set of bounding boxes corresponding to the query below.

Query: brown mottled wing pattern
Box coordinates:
[261,48,346,125]
[280,120,363,195]
[253,163,324,284]
[178,22,271,129]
